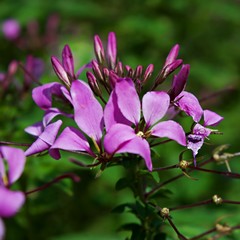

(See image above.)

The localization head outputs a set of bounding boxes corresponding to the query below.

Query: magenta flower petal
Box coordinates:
[62,45,75,78]
[142,91,170,127]
[104,90,132,131]
[116,137,152,171]
[193,124,211,138]
[0,188,25,218]
[187,134,204,165]
[2,19,20,40]
[24,122,43,137]
[176,91,203,122]
[104,124,137,154]
[51,127,94,157]
[0,146,26,185]
[71,80,104,142]
[151,120,186,146]
[203,110,224,127]
[25,120,62,156]
[0,218,4,239]
[114,78,141,125]
[32,82,65,110]
[169,64,190,100]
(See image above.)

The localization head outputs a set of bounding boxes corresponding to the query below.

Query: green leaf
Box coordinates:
[115,177,130,191]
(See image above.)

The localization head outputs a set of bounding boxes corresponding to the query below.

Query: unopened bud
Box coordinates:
[51,56,70,88]
[87,72,101,97]
[135,65,143,79]
[212,194,223,205]
[107,32,117,69]
[179,160,190,170]
[94,35,105,64]
[163,44,180,69]
[116,61,123,76]
[62,44,75,78]
[109,70,119,89]
[160,207,170,218]
[92,60,104,81]
[8,60,18,76]
[143,64,154,83]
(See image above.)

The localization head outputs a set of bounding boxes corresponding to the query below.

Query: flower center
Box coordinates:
[136,131,144,138]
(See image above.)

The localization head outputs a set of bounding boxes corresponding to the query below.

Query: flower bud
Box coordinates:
[143,64,154,83]
[94,35,105,64]
[163,44,180,69]
[51,56,70,87]
[62,45,75,78]
[92,60,104,82]
[87,71,102,96]
[107,32,117,69]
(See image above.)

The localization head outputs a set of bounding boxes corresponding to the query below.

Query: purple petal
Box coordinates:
[104,90,132,131]
[71,80,103,142]
[0,218,4,239]
[50,127,94,157]
[169,64,190,99]
[32,82,65,110]
[193,124,211,138]
[0,146,26,185]
[114,78,141,125]
[176,91,203,122]
[76,62,92,78]
[0,188,25,217]
[203,110,224,127]
[43,108,73,127]
[163,44,180,68]
[25,120,62,156]
[151,120,186,146]
[2,19,20,40]
[107,32,117,69]
[187,134,204,165]
[51,57,70,87]
[24,122,43,137]
[62,45,75,77]
[142,91,170,127]
[104,124,137,154]
[117,137,152,171]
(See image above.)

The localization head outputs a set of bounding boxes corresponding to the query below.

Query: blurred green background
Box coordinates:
[1,0,240,239]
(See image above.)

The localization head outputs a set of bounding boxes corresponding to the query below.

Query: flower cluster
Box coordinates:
[25,32,223,171]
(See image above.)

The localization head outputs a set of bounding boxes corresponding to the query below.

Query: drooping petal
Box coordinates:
[104,124,137,154]
[0,188,25,218]
[32,82,65,110]
[203,110,224,127]
[142,91,170,127]
[187,134,204,166]
[24,122,43,137]
[50,127,94,157]
[176,91,203,122]
[151,120,186,146]
[25,120,62,156]
[168,64,190,100]
[62,45,75,78]
[104,90,132,131]
[71,80,104,142]
[116,137,152,171]
[114,78,141,125]
[0,218,4,240]
[0,147,26,185]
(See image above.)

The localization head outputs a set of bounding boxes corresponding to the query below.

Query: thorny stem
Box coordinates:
[25,173,80,195]
[145,157,214,199]
[170,199,212,211]
[167,217,188,240]
[150,139,173,147]
[152,164,178,171]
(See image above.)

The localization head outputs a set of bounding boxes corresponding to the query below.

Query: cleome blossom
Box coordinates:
[0,146,26,239]
[104,77,186,171]
[50,77,186,171]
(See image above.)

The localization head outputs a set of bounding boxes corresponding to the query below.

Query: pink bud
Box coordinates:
[94,35,105,64]
[107,32,117,69]
[163,44,180,69]
[2,19,20,40]
[62,45,75,78]
[143,64,154,83]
